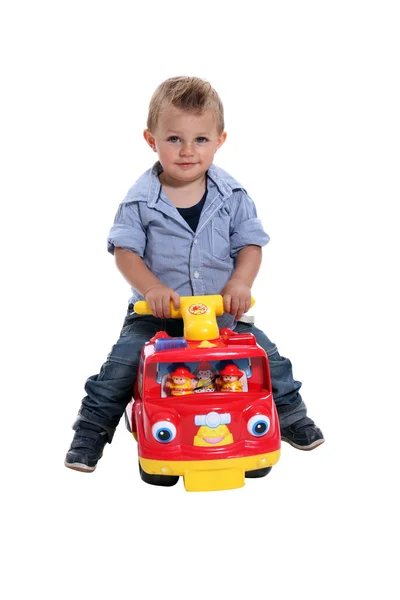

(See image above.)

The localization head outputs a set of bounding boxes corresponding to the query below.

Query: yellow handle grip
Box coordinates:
[134,295,255,317]
[134,295,255,341]
[134,300,182,318]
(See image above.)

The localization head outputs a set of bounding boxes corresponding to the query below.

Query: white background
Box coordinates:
[1,1,399,598]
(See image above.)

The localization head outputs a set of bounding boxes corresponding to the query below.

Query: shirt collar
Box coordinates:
[122,161,245,207]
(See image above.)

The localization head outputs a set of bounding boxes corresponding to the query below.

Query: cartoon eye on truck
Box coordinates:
[125,295,281,492]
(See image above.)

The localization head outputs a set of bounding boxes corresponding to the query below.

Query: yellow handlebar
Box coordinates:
[134,295,254,342]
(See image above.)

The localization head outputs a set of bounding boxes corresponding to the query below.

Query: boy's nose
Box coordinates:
[180,143,194,157]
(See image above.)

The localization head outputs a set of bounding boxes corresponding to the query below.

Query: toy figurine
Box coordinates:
[194,361,216,393]
[216,363,244,392]
[166,366,197,396]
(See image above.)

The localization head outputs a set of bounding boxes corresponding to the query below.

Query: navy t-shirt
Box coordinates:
[176,190,207,232]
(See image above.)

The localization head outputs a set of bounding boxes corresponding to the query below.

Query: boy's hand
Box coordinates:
[145,284,180,319]
[221,279,252,321]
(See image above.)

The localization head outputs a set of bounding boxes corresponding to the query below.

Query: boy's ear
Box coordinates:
[143,129,157,152]
[216,131,227,150]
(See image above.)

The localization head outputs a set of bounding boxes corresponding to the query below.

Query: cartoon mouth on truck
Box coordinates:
[193,412,233,446]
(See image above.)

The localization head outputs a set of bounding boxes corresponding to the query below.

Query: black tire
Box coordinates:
[124,412,132,433]
[139,462,179,487]
[245,467,272,479]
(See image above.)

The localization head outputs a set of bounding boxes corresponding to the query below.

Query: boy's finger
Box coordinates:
[236,307,244,321]
[223,294,232,314]
[235,299,246,321]
[163,295,171,318]
[230,297,239,316]
[157,297,165,319]
[237,298,251,320]
[148,299,155,317]
[172,292,180,310]
[151,299,160,318]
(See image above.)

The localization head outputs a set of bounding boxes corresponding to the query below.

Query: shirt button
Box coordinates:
[194,271,200,278]
[194,239,198,244]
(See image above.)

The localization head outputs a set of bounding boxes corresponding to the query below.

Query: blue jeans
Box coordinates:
[77,308,307,439]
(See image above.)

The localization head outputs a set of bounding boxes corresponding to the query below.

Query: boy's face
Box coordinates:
[144,108,226,184]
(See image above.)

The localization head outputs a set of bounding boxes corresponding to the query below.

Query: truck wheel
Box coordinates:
[139,463,179,487]
[245,467,272,478]
[124,412,132,432]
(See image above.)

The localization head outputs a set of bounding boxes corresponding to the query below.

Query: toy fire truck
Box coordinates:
[125,295,280,492]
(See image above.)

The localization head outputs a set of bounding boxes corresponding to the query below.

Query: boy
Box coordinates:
[65,76,324,473]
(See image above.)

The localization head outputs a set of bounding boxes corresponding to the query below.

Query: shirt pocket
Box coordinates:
[212,223,231,260]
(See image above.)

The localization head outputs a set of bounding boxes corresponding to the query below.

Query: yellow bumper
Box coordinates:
[139,450,280,492]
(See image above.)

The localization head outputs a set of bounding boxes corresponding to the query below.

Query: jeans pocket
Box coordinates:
[121,320,137,337]
[120,310,144,336]
[120,314,162,339]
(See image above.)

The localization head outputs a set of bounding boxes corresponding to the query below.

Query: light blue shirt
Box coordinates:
[107,162,270,329]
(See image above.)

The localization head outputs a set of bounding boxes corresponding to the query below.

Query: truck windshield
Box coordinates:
[157,358,252,397]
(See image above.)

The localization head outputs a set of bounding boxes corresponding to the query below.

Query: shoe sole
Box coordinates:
[64,460,97,473]
[281,437,325,451]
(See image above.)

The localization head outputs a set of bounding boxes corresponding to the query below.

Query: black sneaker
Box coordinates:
[280,417,325,451]
[64,422,109,472]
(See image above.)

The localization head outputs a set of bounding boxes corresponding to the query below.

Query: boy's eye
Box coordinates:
[196,137,208,143]
[167,136,180,143]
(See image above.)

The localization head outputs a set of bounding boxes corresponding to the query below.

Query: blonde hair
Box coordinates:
[147,76,225,134]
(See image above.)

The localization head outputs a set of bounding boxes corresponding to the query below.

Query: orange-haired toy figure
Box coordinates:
[216,363,244,392]
[166,366,197,396]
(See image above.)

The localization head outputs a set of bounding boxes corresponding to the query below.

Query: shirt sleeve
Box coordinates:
[107,202,147,257]
[229,191,270,257]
